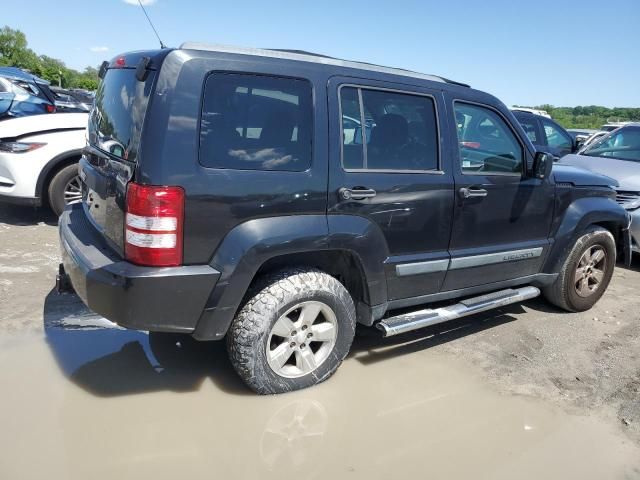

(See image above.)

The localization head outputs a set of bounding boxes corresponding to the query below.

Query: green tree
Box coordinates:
[0,25,99,90]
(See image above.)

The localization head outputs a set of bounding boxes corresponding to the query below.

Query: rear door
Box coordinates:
[444,96,555,291]
[327,77,454,300]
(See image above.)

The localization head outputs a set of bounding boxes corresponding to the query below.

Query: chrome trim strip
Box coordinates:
[396,259,449,277]
[449,247,543,270]
[180,42,447,84]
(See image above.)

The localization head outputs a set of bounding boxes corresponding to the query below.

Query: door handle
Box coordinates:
[459,187,488,199]
[339,187,377,200]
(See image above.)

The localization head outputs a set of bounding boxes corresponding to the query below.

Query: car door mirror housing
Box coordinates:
[532,152,554,179]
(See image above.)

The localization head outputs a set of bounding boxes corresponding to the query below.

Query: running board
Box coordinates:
[376,286,540,337]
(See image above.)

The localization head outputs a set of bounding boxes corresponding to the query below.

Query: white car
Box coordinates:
[0,112,87,215]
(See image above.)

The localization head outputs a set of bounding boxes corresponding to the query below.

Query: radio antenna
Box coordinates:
[137,0,166,49]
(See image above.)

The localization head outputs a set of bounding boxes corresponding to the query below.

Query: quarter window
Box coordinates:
[340,86,439,171]
[200,73,313,171]
[454,103,523,175]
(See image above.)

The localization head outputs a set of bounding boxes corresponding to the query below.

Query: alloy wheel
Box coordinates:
[574,245,607,298]
[63,175,82,204]
[266,301,338,378]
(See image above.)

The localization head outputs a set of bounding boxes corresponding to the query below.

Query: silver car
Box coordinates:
[560,124,640,253]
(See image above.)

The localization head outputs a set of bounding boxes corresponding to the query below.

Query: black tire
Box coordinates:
[543,226,616,312]
[227,268,356,394]
[48,163,81,216]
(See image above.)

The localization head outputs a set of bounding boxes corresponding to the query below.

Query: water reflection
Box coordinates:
[24,290,639,479]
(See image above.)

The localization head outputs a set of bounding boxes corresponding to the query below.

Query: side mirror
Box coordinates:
[532,152,554,179]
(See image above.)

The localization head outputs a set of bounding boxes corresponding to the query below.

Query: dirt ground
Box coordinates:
[1,202,639,479]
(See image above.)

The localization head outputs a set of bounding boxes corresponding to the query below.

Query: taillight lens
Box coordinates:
[125,183,184,267]
[45,104,56,113]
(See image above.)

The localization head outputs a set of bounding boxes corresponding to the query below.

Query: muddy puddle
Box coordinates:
[1,315,638,480]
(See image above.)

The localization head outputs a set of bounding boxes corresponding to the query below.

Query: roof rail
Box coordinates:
[179,42,469,87]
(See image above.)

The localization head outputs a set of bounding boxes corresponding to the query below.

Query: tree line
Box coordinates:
[514,104,640,129]
[0,26,98,90]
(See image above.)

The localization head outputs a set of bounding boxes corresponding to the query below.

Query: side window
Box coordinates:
[199,73,313,171]
[340,86,439,171]
[518,117,539,143]
[542,119,572,149]
[454,102,523,175]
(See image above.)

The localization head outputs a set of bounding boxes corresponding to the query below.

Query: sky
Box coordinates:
[3,0,639,107]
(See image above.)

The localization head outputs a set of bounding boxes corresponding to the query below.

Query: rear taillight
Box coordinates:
[125,183,184,267]
[45,104,56,113]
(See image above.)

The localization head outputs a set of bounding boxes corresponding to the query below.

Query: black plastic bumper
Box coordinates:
[59,205,220,333]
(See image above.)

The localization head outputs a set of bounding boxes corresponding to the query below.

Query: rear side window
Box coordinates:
[454,102,523,175]
[199,73,313,171]
[340,86,439,171]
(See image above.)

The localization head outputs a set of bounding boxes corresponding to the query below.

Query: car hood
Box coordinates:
[559,154,640,191]
[0,112,88,138]
[553,160,618,188]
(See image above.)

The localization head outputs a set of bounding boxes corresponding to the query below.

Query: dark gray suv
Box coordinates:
[58,44,631,394]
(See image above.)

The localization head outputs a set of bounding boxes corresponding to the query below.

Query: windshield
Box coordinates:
[582,127,640,162]
[88,68,155,162]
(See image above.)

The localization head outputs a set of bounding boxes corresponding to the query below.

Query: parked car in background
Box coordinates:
[57,44,630,394]
[0,67,56,119]
[51,87,93,113]
[511,107,551,119]
[581,130,609,149]
[0,112,87,215]
[601,122,633,132]
[568,128,598,144]
[560,124,640,253]
[512,110,577,159]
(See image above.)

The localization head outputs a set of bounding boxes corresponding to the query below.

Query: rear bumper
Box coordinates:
[59,204,220,333]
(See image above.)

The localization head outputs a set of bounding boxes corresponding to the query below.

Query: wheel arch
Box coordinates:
[544,196,630,274]
[35,148,83,205]
[192,214,390,340]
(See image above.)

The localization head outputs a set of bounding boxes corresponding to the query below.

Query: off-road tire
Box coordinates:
[48,163,80,216]
[227,268,356,394]
[543,226,616,312]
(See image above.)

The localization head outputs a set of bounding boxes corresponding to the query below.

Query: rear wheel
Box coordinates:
[543,226,616,312]
[227,269,356,394]
[48,163,81,216]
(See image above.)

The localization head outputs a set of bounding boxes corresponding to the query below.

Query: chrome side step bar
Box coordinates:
[376,286,540,337]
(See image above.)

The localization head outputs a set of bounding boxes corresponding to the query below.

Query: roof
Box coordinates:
[0,66,50,85]
[179,42,469,87]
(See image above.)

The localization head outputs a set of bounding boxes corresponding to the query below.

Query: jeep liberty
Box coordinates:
[57,44,632,394]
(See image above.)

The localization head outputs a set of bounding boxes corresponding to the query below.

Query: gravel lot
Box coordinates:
[1,202,639,478]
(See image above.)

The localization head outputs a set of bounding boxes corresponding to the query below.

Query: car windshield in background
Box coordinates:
[582,126,640,162]
[88,68,155,162]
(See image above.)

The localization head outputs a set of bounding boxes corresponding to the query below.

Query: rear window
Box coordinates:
[199,73,313,171]
[88,68,155,162]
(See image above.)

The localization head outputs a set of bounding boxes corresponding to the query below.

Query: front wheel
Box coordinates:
[543,226,616,312]
[48,163,82,216]
[227,269,356,394]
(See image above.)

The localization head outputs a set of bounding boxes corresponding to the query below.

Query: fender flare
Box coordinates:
[35,148,83,201]
[543,196,629,274]
[192,214,390,340]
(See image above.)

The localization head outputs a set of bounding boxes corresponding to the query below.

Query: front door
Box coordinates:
[327,77,455,300]
[444,98,555,291]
